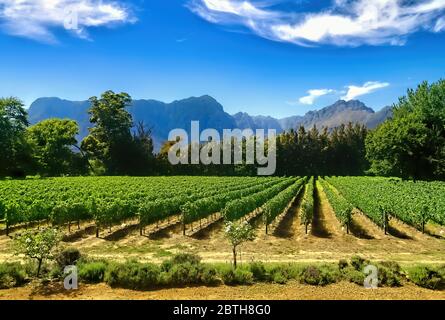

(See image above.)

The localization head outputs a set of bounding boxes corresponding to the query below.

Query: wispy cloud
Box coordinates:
[0,0,135,43]
[341,81,390,100]
[189,0,445,46]
[298,89,335,105]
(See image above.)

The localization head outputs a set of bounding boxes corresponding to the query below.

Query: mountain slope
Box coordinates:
[27,96,392,150]
[28,96,236,150]
[278,100,384,130]
[238,100,392,131]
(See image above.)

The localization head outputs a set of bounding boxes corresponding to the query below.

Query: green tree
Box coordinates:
[14,228,62,277]
[81,91,134,174]
[275,123,367,176]
[224,221,255,268]
[366,80,445,179]
[0,97,31,177]
[27,119,85,176]
[128,121,156,175]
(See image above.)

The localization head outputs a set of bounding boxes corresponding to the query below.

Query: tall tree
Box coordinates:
[0,97,31,177]
[81,91,133,174]
[366,80,445,180]
[128,121,156,175]
[26,119,86,176]
[275,123,368,176]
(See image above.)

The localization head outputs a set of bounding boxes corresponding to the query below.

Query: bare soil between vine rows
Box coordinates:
[0,183,443,266]
[0,281,444,300]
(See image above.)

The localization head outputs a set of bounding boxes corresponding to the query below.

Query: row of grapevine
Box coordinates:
[0,176,278,235]
[180,179,285,227]
[222,178,298,222]
[319,178,353,233]
[139,178,284,234]
[262,178,306,234]
[326,177,445,233]
[106,178,278,235]
[300,177,314,234]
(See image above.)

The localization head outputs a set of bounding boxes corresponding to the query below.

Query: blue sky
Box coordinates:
[1,0,445,118]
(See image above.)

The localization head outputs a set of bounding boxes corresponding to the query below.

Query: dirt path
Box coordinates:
[273,188,305,239]
[312,181,344,238]
[426,222,445,239]
[0,180,443,265]
[350,211,383,240]
[388,217,435,241]
[1,281,443,300]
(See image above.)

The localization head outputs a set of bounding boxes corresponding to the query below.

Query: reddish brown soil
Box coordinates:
[0,281,443,300]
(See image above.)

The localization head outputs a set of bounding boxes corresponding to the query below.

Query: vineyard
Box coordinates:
[0,176,303,237]
[324,177,445,233]
[0,175,444,266]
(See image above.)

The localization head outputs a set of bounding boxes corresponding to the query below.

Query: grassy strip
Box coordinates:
[300,177,314,234]
[319,178,353,233]
[1,252,444,291]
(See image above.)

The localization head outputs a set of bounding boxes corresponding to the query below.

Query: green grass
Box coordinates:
[0,254,444,291]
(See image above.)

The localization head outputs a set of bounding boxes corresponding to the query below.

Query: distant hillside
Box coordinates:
[232,112,282,131]
[28,95,236,151]
[28,96,392,151]
[277,100,391,131]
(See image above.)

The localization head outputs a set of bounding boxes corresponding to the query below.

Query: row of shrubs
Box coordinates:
[1,251,444,291]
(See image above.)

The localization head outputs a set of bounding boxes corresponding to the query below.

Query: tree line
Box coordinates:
[0,91,155,177]
[1,79,444,180]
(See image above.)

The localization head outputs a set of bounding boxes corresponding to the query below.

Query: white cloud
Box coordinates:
[341,81,389,100]
[0,0,134,43]
[189,0,445,46]
[299,89,335,105]
[434,17,445,31]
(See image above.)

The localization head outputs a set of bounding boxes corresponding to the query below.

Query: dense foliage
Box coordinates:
[276,124,368,176]
[0,176,292,235]
[81,91,155,175]
[27,119,87,176]
[319,178,353,232]
[1,79,445,179]
[0,97,31,177]
[300,177,315,233]
[366,80,445,180]
[222,178,297,221]
[262,178,305,233]
[326,176,445,231]
[180,178,281,225]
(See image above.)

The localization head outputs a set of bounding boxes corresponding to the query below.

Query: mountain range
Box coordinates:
[28,96,392,151]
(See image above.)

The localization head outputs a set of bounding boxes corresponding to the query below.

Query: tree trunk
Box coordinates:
[383,214,387,235]
[77,220,80,230]
[68,221,71,233]
[6,223,9,237]
[265,223,268,235]
[37,259,43,277]
[72,144,96,174]
[305,223,308,235]
[232,247,237,269]
[96,226,99,238]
